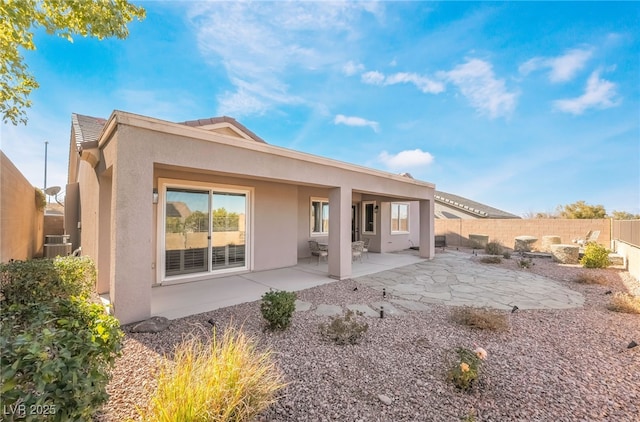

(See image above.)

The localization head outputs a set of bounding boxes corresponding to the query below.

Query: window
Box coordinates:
[311,198,329,235]
[391,203,409,233]
[362,201,376,234]
[160,180,250,280]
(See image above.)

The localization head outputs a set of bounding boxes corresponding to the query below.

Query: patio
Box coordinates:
[150,251,426,320]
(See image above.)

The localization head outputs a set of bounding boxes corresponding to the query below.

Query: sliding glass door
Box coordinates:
[165,189,209,276]
[211,192,246,270]
[163,184,248,279]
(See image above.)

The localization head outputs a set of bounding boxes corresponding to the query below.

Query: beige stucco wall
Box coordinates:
[435,218,611,250]
[613,241,640,283]
[77,112,434,324]
[1,151,44,262]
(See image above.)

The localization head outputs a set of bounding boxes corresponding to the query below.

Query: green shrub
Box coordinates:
[480,256,502,264]
[447,347,487,391]
[580,242,611,269]
[260,290,297,330]
[0,257,95,306]
[138,326,286,422]
[0,257,122,422]
[485,241,504,256]
[503,251,511,259]
[320,310,369,345]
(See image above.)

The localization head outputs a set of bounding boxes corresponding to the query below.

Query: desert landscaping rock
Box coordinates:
[346,304,380,317]
[128,316,170,333]
[98,250,640,422]
[294,299,312,312]
[551,244,580,264]
[314,304,343,316]
[377,394,393,405]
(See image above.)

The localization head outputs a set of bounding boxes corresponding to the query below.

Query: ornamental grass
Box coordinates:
[137,326,286,422]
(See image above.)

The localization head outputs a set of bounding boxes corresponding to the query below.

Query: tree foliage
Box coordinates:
[558,201,607,219]
[611,210,640,220]
[1,0,146,125]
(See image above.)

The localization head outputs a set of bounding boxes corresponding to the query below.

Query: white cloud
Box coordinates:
[187,2,382,117]
[361,71,444,94]
[361,70,385,85]
[343,61,364,76]
[378,149,434,169]
[334,114,379,132]
[553,70,620,114]
[440,59,517,118]
[519,48,592,83]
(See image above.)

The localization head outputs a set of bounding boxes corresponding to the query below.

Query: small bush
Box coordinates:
[0,257,122,421]
[480,256,502,264]
[485,241,504,256]
[517,257,533,269]
[572,272,608,285]
[0,256,95,306]
[261,290,297,330]
[320,310,369,345]
[447,347,488,391]
[607,292,640,314]
[138,326,286,422]
[503,251,511,259]
[450,307,509,331]
[580,243,611,269]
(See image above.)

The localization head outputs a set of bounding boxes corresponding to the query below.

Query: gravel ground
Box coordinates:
[97,251,640,421]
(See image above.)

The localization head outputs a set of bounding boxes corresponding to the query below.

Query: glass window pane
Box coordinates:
[165,189,209,276]
[212,192,246,269]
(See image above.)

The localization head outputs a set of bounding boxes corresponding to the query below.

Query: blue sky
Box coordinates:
[2,1,639,216]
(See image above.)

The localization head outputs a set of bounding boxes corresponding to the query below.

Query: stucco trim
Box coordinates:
[100,111,435,189]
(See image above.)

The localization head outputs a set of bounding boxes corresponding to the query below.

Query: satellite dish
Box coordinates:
[44,186,61,196]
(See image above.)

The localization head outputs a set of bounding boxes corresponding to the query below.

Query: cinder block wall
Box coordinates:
[1,152,44,261]
[435,218,611,251]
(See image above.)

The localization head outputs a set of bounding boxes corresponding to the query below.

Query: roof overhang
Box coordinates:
[99,110,436,190]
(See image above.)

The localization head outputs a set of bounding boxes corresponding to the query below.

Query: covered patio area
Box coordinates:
[150,251,425,320]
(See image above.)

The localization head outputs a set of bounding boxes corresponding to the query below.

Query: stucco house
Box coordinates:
[66,111,435,324]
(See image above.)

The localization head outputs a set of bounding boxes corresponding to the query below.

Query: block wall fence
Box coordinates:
[434,218,611,251]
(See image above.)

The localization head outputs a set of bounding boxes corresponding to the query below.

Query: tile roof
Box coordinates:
[434,190,520,219]
[72,113,107,146]
[72,114,268,145]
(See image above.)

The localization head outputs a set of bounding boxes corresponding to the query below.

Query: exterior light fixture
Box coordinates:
[374,205,379,213]
[153,188,159,204]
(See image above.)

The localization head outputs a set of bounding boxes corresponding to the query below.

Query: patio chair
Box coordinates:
[362,237,370,259]
[308,240,328,264]
[352,241,364,263]
[573,230,600,246]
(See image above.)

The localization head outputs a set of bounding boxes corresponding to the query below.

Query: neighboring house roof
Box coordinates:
[166,202,192,218]
[434,190,520,219]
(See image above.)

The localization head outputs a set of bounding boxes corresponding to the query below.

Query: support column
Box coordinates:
[419,199,434,259]
[328,186,352,279]
[110,144,153,324]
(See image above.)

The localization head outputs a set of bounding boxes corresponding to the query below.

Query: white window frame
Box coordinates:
[157,178,253,285]
[362,201,376,235]
[390,202,410,234]
[310,197,329,236]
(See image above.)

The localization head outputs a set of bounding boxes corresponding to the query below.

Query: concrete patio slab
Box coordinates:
[315,304,343,316]
[355,250,585,311]
[346,304,380,318]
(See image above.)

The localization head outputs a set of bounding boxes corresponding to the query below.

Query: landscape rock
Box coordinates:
[129,316,170,333]
[377,394,392,405]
